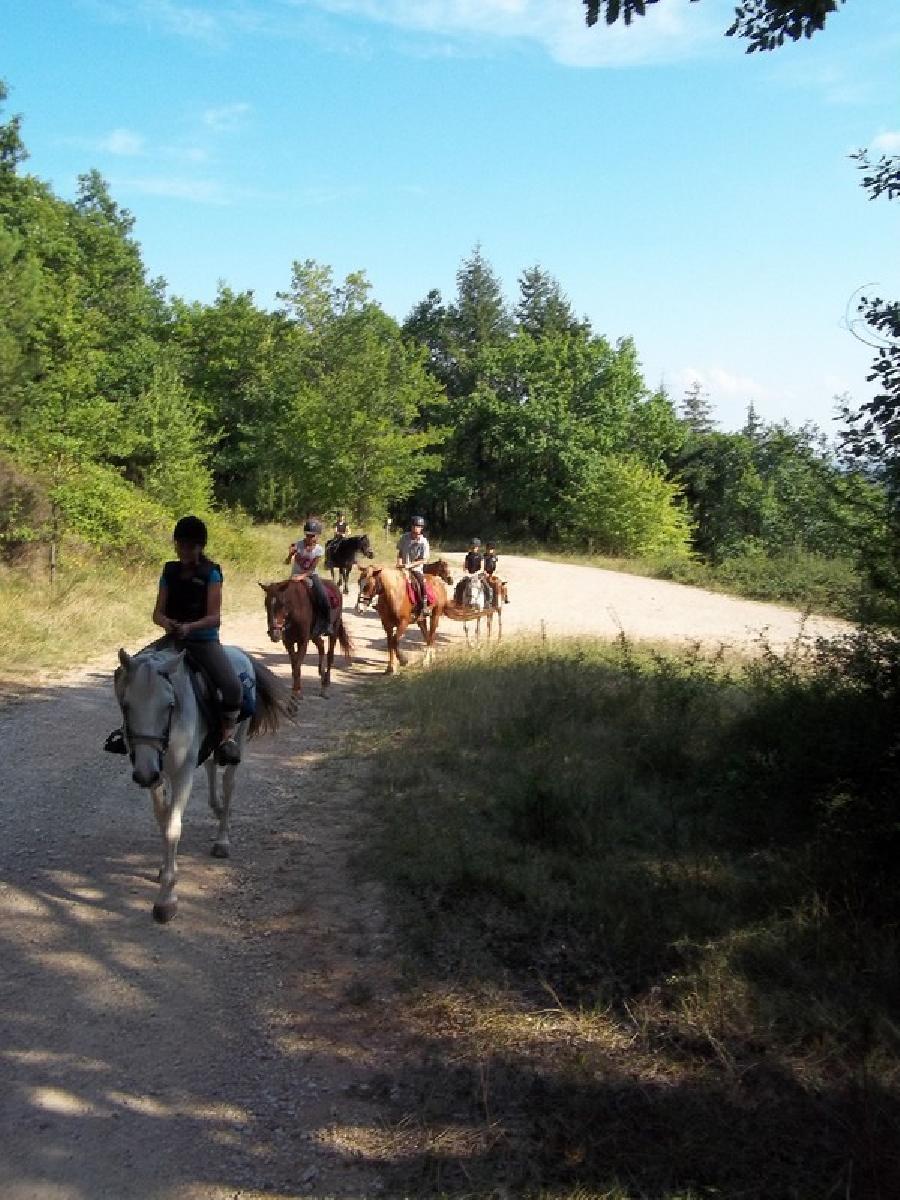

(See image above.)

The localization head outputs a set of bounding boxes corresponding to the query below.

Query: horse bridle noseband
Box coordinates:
[121,680,176,764]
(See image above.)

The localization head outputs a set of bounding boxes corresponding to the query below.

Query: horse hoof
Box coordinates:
[152,901,178,923]
[211,842,230,859]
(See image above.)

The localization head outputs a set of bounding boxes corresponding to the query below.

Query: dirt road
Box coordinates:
[0,558,849,1199]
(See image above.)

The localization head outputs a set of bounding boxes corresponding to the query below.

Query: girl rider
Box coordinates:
[105,515,243,764]
[396,516,431,615]
[455,537,483,604]
[287,518,333,636]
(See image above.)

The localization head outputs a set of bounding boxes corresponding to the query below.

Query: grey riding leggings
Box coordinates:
[144,635,243,720]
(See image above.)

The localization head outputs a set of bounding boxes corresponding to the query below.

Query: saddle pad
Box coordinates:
[405,579,435,608]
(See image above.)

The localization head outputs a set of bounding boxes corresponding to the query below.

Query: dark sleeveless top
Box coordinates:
[161,559,222,630]
[484,553,498,575]
[465,551,483,573]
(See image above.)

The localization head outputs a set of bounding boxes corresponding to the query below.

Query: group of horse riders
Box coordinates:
[106,510,503,766]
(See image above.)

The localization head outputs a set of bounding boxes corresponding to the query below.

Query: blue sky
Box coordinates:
[4,0,900,430]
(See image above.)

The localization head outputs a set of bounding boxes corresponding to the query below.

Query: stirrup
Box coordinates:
[104,729,127,755]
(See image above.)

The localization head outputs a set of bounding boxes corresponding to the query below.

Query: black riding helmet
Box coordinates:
[411,515,425,528]
[304,518,322,534]
[469,538,482,547]
[173,515,208,547]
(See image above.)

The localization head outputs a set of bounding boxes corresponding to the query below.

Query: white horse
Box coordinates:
[461,575,508,645]
[114,645,284,922]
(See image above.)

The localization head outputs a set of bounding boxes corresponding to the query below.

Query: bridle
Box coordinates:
[120,670,177,765]
[265,589,288,642]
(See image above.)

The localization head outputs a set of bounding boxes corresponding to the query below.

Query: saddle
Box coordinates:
[404,573,435,615]
[187,653,256,767]
[309,578,343,640]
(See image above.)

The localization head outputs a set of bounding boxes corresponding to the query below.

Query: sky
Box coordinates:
[4,0,900,431]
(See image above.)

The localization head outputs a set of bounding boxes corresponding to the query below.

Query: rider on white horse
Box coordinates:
[105,515,243,765]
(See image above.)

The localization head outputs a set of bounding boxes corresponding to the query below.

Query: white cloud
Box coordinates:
[202,102,252,131]
[98,127,145,155]
[112,175,231,204]
[288,0,724,67]
[871,130,900,154]
[677,366,777,402]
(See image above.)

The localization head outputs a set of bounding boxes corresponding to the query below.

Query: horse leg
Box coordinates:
[312,635,329,691]
[206,757,222,820]
[341,566,350,595]
[322,634,337,689]
[288,637,306,711]
[396,618,411,667]
[152,766,192,923]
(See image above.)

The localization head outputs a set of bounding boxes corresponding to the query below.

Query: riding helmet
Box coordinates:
[470,538,482,547]
[411,515,425,528]
[173,514,208,547]
[303,518,323,534]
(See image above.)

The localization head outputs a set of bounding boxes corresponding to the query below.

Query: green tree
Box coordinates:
[516,266,581,338]
[566,453,692,556]
[680,380,716,436]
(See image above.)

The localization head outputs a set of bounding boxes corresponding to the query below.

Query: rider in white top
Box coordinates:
[288,520,331,635]
[396,516,431,614]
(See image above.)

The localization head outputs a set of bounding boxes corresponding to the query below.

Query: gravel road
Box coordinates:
[0,556,850,1199]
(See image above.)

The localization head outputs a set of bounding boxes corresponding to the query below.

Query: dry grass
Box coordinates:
[355,634,900,1198]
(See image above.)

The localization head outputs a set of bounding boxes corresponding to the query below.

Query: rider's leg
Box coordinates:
[309,573,333,636]
[413,566,430,615]
[189,640,243,764]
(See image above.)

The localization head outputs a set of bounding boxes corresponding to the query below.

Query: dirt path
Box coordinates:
[0,559,851,1199]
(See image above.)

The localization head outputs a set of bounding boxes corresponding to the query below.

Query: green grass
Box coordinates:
[356,632,900,1198]
[0,522,292,679]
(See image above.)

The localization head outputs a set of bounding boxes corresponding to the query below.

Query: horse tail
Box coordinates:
[247,656,291,737]
[443,602,491,622]
[337,618,354,664]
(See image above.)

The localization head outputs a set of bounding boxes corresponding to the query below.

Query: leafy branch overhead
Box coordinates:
[582,0,847,51]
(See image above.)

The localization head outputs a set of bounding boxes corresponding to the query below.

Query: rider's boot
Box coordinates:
[216,716,241,766]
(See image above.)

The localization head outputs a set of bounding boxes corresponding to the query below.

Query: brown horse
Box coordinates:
[259,578,353,705]
[355,558,452,613]
[357,566,480,673]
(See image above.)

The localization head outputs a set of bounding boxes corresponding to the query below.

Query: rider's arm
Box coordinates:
[152,585,176,634]
[285,542,297,566]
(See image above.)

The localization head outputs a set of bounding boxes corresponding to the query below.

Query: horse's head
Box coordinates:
[358,534,374,560]
[432,558,453,584]
[498,579,510,604]
[356,565,381,610]
[115,648,183,788]
[259,580,291,643]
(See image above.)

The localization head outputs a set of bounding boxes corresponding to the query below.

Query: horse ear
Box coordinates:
[118,648,131,669]
[258,581,268,591]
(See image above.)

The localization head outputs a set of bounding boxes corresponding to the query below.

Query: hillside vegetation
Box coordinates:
[2,79,898,633]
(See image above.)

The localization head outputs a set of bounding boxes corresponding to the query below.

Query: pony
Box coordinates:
[259,577,353,706]
[356,558,453,612]
[357,566,479,673]
[459,574,510,644]
[114,645,285,922]
[324,533,374,594]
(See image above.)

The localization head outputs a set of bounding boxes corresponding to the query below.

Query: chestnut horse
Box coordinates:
[259,578,353,705]
[355,558,453,613]
[357,566,480,673]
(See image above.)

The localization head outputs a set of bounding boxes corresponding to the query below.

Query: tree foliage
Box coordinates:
[581,0,847,52]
